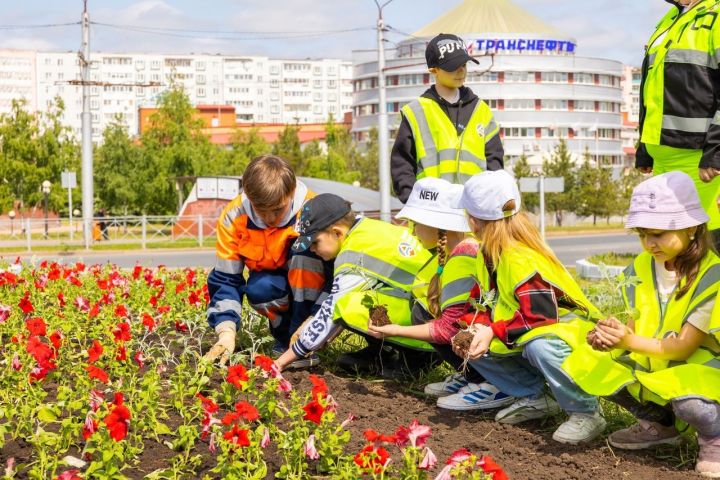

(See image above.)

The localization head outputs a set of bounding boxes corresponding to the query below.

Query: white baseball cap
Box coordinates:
[396,178,470,232]
[455,171,521,220]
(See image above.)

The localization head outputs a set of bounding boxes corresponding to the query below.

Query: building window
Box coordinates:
[503,127,533,138]
[313,66,322,76]
[197,74,206,84]
[270,65,279,75]
[540,99,568,110]
[313,92,322,101]
[504,71,531,83]
[574,100,595,111]
[574,73,593,84]
[505,99,534,110]
[540,72,568,83]
[197,88,206,97]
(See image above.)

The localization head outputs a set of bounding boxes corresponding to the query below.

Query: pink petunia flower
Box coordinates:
[304,434,319,460]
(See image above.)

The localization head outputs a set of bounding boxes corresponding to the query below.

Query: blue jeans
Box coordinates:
[469,337,599,414]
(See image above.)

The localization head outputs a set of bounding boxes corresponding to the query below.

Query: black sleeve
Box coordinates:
[701,125,720,169]
[635,143,654,169]
[484,134,505,170]
[391,114,418,203]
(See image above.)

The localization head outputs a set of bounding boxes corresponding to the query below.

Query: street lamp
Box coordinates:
[42,180,51,238]
[73,209,81,233]
[8,209,15,236]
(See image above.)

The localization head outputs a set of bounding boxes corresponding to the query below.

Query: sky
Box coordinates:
[0,0,669,66]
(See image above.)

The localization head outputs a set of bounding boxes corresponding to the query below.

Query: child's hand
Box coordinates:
[593,317,629,350]
[367,323,397,339]
[466,325,494,360]
[587,328,611,351]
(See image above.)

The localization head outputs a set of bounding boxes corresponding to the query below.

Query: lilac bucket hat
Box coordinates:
[625,171,709,230]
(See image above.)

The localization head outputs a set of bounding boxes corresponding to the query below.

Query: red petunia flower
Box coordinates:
[86,365,109,384]
[26,336,53,364]
[26,317,46,337]
[308,374,328,400]
[395,419,431,448]
[49,330,62,351]
[226,364,249,389]
[141,313,155,332]
[54,469,82,480]
[223,424,250,448]
[134,351,145,368]
[132,265,142,280]
[114,304,128,318]
[254,354,280,378]
[87,340,103,363]
[57,292,66,308]
[196,393,219,414]
[104,393,131,441]
[302,399,326,425]
[115,345,127,362]
[113,322,131,343]
[353,445,390,474]
[18,291,34,314]
[364,429,397,445]
[234,401,260,422]
[88,303,101,319]
[157,305,171,314]
[479,455,509,480]
[174,320,188,333]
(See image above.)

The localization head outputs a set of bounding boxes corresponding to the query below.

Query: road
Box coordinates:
[1,232,642,269]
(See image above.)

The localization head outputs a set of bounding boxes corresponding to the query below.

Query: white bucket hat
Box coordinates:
[396,178,470,232]
[455,170,521,220]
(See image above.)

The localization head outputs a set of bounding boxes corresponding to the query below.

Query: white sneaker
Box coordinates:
[437,382,514,411]
[552,411,606,445]
[494,394,561,424]
[424,373,470,397]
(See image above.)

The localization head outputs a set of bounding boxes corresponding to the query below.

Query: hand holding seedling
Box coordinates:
[465,325,494,360]
[367,322,397,338]
[589,317,629,350]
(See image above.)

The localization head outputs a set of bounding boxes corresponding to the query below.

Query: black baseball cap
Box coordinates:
[292,193,352,252]
[425,33,479,72]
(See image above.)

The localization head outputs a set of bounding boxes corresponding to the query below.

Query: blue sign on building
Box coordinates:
[474,38,576,53]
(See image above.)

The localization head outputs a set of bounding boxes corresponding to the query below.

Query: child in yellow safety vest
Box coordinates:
[367,177,512,411]
[567,172,720,478]
[274,193,438,376]
[454,170,606,445]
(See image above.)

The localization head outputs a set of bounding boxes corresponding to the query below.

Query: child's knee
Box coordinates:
[673,398,720,428]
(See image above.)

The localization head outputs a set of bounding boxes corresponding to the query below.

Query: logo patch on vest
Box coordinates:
[397,242,416,257]
[476,123,485,136]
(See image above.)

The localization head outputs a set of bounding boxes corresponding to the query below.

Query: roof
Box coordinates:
[299,177,403,212]
[412,0,562,38]
[204,123,345,145]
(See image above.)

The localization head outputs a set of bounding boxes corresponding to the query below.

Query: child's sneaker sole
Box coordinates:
[608,435,683,450]
[285,354,320,369]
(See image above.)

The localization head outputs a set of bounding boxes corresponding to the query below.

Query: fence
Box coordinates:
[0,215,220,252]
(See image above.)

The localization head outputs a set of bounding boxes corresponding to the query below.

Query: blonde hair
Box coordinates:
[426,229,447,317]
[471,200,562,271]
[242,155,296,209]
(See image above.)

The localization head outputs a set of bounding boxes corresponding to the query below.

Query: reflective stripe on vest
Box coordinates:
[334,218,431,291]
[440,247,479,311]
[483,243,601,356]
[565,251,720,403]
[336,289,434,351]
[401,98,495,183]
[641,1,720,146]
[412,254,438,312]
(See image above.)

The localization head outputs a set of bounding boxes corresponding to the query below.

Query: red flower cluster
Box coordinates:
[354,445,390,474]
[302,399,326,425]
[226,364,249,389]
[308,374,328,400]
[104,392,131,441]
[223,424,250,448]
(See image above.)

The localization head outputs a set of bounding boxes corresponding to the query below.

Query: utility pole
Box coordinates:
[80,0,93,249]
[375,0,394,222]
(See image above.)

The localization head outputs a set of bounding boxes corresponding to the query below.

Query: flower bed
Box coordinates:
[0,260,507,479]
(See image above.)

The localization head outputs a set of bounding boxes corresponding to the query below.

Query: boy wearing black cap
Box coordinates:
[391,33,504,203]
[275,193,437,375]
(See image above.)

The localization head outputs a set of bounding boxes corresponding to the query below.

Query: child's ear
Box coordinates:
[428,67,437,75]
[331,225,345,239]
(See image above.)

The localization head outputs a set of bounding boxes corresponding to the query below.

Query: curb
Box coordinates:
[575,258,625,279]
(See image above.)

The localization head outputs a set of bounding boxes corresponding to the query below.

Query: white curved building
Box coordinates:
[351,0,624,169]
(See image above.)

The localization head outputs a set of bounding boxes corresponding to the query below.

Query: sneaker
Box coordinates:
[552,411,606,445]
[424,373,470,397]
[607,420,682,450]
[437,382,515,411]
[285,353,320,369]
[494,394,561,425]
[271,342,288,357]
[697,436,720,478]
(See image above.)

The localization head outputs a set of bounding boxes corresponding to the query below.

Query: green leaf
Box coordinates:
[36,406,58,423]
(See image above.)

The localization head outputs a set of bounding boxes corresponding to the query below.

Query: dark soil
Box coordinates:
[452,330,474,358]
[1,369,700,479]
[369,305,391,327]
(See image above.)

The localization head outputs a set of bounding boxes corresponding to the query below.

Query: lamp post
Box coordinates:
[8,209,15,236]
[42,180,51,238]
[374,0,395,222]
[73,209,81,234]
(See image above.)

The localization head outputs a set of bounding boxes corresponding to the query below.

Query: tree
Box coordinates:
[139,83,217,214]
[572,160,616,225]
[0,98,79,215]
[354,127,380,191]
[95,118,144,215]
[272,124,303,172]
[542,139,576,226]
[511,153,538,211]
